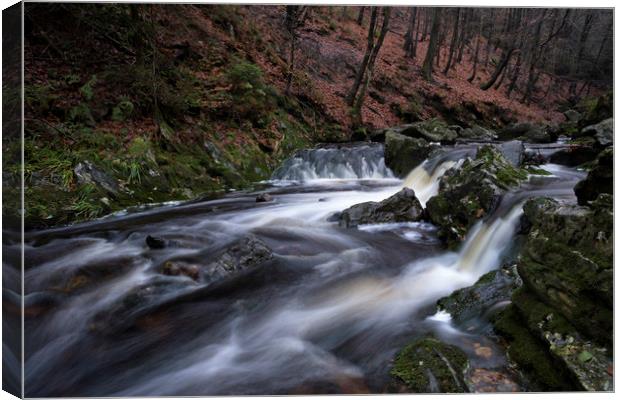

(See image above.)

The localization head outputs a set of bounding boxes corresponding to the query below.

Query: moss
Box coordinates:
[525,167,552,176]
[391,336,469,393]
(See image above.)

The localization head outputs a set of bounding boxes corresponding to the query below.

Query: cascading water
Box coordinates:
[271,143,395,181]
[9,142,585,396]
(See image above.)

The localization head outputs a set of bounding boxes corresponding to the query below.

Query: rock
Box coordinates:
[548,145,599,167]
[563,109,582,123]
[399,119,459,144]
[368,129,386,143]
[201,234,273,284]
[339,188,424,228]
[497,140,524,167]
[518,196,612,342]
[256,193,273,202]
[499,122,552,143]
[426,146,528,247]
[581,118,613,147]
[384,131,434,177]
[390,336,469,393]
[578,91,612,129]
[162,260,199,281]
[74,161,119,195]
[146,235,166,249]
[437,265,520,332]
[574,147,613,205]
[459,125,497,141]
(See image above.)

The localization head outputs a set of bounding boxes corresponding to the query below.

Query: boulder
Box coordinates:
[581,118,613,147]
[437,264,520,332]
[390,336,469,393]
[493,195,613,391]
[201,234,273,284]
[499,122,552,143]
[74,160,119,195]
[578,91,612,129]
[563,109,582,123]
[146,235,166,249]
[426,146,528,247]
[162,261,199,281]
[497,140,524,167]
[384,131,434,177]
[339,188,424,228]
[399,119,459,144]
[548,145,599,167]
[574,147,613,205]
[458,125,497,141]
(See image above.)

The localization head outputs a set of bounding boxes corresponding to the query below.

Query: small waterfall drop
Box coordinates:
[403,160,461,206]
[271,143,394,181]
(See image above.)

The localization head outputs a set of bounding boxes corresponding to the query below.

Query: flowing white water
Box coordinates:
[17,143,585,396]
[402,160,461,206]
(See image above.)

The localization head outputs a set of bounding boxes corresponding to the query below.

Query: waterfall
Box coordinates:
[271,144,394,181]
[402,160,461,207]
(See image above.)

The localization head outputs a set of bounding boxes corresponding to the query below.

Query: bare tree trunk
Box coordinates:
[422,8,429,40]
[468,13,483,83]
[480,47,516,90]
[506,52,521,98]
[352,8,392,125]
[456,8,470,63]
[422,8,441,81]
[443,8,461,74]
[484,9,494,67]
[356,6,365,25]
[404,8,417,58]
[347,8,378,105]
[412,7,421,57]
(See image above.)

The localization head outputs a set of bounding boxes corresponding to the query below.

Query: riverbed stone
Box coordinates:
[390,336,469,393]
[574,147,613,205]
[426,146,528,247]
[399,118,459,144]
[384,131,434,177]
[459,125,497,141]
[74,160,119,195]
[339,188,424,228]
[580,118,613,147]
[201,234,273,283]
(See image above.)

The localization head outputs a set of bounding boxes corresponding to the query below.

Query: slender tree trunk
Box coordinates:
[443,8,460,74]
[285,33,296,95]
[480,47,516,90]
[347,8,378,105]
[412,7,421,57]
[404,8,417,58]
[456,9,469,63]
[521,11,545,103]
[352,8,391,125]
[484,9,494,67]
[506,52,521,98]
[356,6,365,25]
[422,8,429,40]
[422,8,441,81]
[468,13,483,83]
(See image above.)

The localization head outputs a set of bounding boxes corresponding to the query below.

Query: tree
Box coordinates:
[443,8,460,74]
[349,7,391,125]
[467,12,483,83]
[403,8,417,58]
[347,7,378,105]
[284,6,309,95]
[422,8,441,81]
[356,6,365,25]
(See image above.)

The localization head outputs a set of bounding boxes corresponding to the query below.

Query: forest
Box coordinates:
[1,3,614,397]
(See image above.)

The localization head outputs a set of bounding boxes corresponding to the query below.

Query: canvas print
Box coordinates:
[2,2,614,397]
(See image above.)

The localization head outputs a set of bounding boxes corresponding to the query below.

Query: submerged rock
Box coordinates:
[390,336,469,393]
[339,188,424,228]
[256,193,273,202]
[499,123,553,143]
[201,234,273,284]
[146,235,166,249]
[426,146,528,247]
[384,131,434,177]
[548,145,599,167]
[574,147,613,205]
[162,261,199,281]
[497,140,524,167]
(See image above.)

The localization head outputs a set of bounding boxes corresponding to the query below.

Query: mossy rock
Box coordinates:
[384,131,434,177]
[390,336,469,393]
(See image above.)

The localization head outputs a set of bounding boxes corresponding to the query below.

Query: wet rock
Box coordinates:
[574,147,613,205]
[581,118,613,147]
[426,146,528,247]
[399,118,459,144]
[497,140,524,167]
[499,122,552,143]
[74,160,119,195]
[162,261,199,281]
[519,196,612,343]
[459,125,497,141]
[390,336,469,393]
[384,131,434,177]
[256,193,273,203]
[548,145,599,167]
[339,188,424,228]
[146,235,166,249]
[466,368,520,392]
[578,91,612,129]
[437,265,521,332]
[201,234,273,284]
